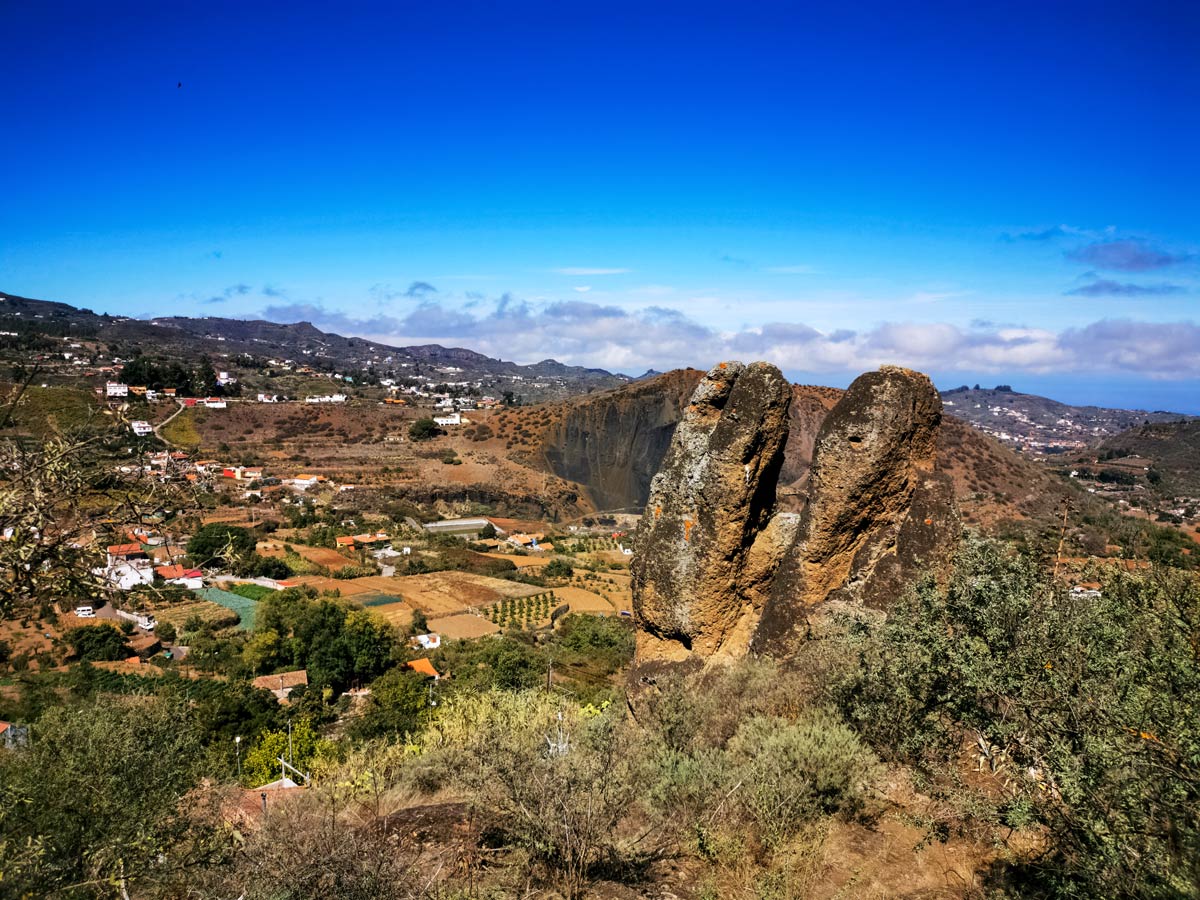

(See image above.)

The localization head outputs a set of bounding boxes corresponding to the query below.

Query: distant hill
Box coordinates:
[1085,420,1200,500]
[0,291,629,402]
[940,384,1189,452]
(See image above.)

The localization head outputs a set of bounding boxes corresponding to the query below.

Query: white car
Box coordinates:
[74,606,96,618]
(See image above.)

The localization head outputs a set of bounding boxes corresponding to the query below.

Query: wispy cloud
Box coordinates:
[1066,280,1186,297]
[551,267,631,276]
[404,281,438,298]
[999,224,1108,242]
[572,285,592,293]
[262,284,286,298]
[202,283,251,304]
[1066,239,1194,272]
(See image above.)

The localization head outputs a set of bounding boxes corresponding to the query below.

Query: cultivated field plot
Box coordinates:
[479,552,550,568]
[191,588,259,630]
[551,586,619,614]
[432,613,500,640]
[259,541,355,569]
[367,601,416,631]
[284,575,376,597]
[389,571,542,618]
[341,575,411,595]
[148,597,242,630]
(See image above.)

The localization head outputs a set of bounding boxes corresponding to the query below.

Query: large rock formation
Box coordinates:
[753,366,958,655]
[631,361,792,663]
[631,362,959,668]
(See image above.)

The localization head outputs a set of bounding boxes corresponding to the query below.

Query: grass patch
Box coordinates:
[160,408,201,448]
[227,582,275,602]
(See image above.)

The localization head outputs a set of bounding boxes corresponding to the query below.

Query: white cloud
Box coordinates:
[261,295,1200,381]
[572,285,592,293]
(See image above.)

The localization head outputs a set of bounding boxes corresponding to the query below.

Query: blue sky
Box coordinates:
[3,1,1198,409]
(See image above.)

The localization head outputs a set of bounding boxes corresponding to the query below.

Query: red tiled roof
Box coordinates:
[252,670,309,692]
[107,543,143,556]
[156,564,201,579]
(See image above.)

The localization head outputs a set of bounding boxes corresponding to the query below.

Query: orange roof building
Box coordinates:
[405,658,441,679]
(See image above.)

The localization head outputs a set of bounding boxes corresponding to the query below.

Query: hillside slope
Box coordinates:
[0,291,628,401]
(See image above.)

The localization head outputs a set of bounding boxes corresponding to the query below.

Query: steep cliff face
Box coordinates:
[632,362,792,663]
[536,369,704,511]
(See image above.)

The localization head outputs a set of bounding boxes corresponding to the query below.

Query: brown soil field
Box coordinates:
[479,551,549,568]
[336,575,410,595]
[388,571,542,618]
[549,586,618,614]
[367,601,416,631]
[432,613,501,640]
[258,540,354,569]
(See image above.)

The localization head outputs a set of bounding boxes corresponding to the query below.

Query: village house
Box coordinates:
[433,412,462,427]
[105,382,129,397]
[130,420,154,437]
[252,669,309,703]
[154,564,204,589]
[202,397,227,409]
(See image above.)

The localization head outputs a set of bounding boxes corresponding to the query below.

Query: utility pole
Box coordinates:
[234,735,242,780]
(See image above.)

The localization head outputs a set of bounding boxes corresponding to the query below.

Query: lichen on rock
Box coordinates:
[631,361,791,663]
[631,362,960,668]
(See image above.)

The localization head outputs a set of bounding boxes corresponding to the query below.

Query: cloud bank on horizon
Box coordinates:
[258,292,1200,382]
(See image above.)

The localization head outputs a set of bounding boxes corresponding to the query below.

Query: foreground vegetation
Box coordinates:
[1,535,1196,898]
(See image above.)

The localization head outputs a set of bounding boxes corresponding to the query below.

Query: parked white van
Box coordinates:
[74,606,96,618]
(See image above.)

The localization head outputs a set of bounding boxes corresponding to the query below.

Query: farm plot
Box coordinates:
[283,576,376,597]
[551,586,619,614]
[430,613,500,640]
[366,600,416,632]
[479,552,550,568]
[258,540,355,570]
[190,587,259,630]
[150,596,243,631]
[389,571,542,619]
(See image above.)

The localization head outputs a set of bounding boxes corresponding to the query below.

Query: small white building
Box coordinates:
[106,382,129,397]
[130,420,154,437]
[433,412,461,427]
[94,561,155,591]
[257,393,279,403]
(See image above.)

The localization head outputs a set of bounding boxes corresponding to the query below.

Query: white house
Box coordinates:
[130,420,154,437]
[106,382,129,397]
[203,398,227,409]
[257,393,279,403]
[94,560,155,591]
[433,412,461,427]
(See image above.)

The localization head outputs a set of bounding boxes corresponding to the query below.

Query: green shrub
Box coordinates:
[727,711,878,848]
